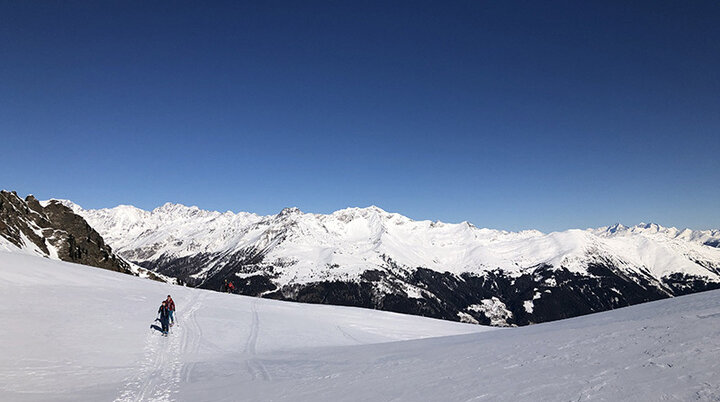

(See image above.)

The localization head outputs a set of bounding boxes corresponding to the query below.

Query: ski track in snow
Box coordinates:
[115,291,202,402]
[179,293,205,384]
[244,300,270,381]
[337,325,362,344]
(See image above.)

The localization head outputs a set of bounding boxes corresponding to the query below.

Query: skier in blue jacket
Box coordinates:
[158,301,171,336]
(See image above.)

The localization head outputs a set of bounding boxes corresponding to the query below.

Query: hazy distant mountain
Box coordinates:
[51,199,720,326]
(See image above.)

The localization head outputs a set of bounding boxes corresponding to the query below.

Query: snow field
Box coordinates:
[2,251,720,400]
[0,252,489,401]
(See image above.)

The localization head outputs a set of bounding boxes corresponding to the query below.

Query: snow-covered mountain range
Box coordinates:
[3,188,719,326]
[51,199,720,326]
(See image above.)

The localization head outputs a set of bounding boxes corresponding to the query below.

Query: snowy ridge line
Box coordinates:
[59,199,720,285]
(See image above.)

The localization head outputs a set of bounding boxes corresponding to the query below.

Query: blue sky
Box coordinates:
[1,1,719,232]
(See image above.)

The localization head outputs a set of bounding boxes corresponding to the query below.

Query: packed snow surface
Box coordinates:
[0,252,488,401]
[3,252,720,401]
[59,201,720,285]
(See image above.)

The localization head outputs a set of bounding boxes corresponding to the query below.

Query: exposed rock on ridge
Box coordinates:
[0,190,131,274]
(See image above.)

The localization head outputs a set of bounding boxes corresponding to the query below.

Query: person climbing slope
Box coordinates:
[157,300,171,336]
[166,295,175,326]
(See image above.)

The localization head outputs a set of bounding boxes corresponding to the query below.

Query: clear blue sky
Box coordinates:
[1,1,719,232]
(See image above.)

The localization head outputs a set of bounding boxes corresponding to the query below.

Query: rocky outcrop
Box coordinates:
[0,190,131,274]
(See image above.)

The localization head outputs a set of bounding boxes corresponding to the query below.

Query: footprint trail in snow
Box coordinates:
[115,292,202,402]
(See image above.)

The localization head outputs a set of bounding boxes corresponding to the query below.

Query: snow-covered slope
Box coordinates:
[0,251,489,401]
[2,251,720,401]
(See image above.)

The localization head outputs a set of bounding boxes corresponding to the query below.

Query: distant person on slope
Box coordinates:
[157,301,171,336]
[227,280,235,294]
[166,295,176,326]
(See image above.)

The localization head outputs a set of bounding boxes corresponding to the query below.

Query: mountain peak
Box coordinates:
[153,202,202,215]
[365,205,387,213]
[333,205,390,217]
[40,199,84,214]
[634,222,665,232]
[606,223,627,233]
[278,207,302,216]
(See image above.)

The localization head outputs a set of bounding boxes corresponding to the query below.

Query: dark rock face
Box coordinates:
[0,191,131,274]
